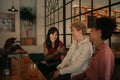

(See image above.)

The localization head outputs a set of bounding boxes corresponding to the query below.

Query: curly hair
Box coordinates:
[95,17,116,40]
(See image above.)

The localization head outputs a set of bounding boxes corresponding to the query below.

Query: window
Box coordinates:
[45,0,120,48]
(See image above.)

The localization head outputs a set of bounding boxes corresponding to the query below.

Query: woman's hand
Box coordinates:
[41,60,47,64]
[57,46,66,54]
[50,70,60,80]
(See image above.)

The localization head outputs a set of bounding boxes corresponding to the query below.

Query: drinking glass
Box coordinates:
[28,63,36,78]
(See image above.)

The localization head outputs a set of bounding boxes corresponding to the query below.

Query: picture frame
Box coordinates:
[0,13,15,32]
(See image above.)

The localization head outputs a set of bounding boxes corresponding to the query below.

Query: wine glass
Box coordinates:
[28,63,36,78]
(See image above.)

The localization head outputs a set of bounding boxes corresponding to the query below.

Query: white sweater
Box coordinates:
[57,37,93,77]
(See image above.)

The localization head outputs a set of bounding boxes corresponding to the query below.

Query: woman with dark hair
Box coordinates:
[45,27,60,50]
[37,27,67,78]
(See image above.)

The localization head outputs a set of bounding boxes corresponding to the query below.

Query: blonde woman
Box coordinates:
[51,21,93,80]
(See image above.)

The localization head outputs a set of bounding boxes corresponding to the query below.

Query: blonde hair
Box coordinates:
[70,21,87,35]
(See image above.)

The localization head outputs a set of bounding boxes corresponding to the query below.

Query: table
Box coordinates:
[0,55,47,80]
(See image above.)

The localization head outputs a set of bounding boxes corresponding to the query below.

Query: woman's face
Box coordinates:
[50,31,58,43]
[90,28,99,42]
[71,27,81,41]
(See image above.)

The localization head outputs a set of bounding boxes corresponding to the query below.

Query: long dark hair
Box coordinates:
[46,27,59,49]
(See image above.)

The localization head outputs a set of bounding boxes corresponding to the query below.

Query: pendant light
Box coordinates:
[8,0,18,12]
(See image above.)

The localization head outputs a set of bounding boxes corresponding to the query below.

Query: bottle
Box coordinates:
[4,58,10,76]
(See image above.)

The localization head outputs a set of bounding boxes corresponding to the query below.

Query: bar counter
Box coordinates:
[0,55,47,80]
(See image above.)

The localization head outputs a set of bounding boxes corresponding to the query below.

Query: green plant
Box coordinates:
[20,7,36,22]
[20,6,36,38]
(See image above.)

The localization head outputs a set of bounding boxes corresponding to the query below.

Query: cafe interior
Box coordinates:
[0,0,120,80]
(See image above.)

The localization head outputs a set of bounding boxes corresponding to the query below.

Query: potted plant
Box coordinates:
[20,6,36,45]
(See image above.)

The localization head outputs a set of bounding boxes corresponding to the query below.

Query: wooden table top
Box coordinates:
[0,55,47,80]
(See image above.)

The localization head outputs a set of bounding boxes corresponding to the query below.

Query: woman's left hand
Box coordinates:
[57,46,66,54]
[50,70,60,80]
[41,60,47,64]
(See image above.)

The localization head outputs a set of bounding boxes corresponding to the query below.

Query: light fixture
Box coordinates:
[8,0,18,12]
